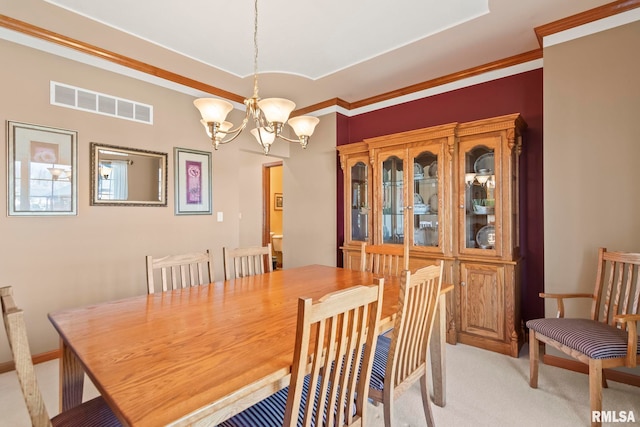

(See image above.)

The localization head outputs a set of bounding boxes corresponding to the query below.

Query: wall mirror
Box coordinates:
[7,121,78,216]
[90,143,167,206]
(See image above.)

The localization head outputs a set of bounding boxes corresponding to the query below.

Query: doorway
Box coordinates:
[262,161,283,269]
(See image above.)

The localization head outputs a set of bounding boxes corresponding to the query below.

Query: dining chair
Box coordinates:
[369,262,444,427]
[0,286,122,427]
[145,250,214,294]
[223,243,273,280]
[218,278,385,427]
[527,248,640,427]
[360,243,409,277]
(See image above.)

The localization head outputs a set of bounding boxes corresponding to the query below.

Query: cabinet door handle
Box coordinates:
[460,281,466,286]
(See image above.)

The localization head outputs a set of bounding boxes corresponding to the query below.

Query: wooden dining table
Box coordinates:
[48,264,450,426]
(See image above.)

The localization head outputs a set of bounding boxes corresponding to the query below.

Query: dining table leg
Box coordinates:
[430,292,447,407]
[59,338,84,412]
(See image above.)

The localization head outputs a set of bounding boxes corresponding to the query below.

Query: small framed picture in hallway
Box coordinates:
[274,193,283,210]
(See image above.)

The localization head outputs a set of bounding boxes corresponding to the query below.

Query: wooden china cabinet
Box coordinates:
[338,113,526,357]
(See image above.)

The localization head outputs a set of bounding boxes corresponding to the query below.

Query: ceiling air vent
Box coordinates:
[50,81,153,125]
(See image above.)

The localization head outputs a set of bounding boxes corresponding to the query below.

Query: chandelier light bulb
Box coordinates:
[288,116,320,137]
[465,173,476,186]
[251,127,276,153]
[99,165,112,180]
[47,167,65,180]
[216,121,234,139]
[258,98,296,124]
[194,98,233,124]
[476,174,491,185]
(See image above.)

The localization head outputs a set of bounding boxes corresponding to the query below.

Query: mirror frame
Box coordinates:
[90,142,168,207]
[7,121,78,216]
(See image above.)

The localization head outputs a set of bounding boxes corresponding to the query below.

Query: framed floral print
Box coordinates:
[174,147,212,215]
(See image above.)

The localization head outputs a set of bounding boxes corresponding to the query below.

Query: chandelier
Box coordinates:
[193,0,319,155]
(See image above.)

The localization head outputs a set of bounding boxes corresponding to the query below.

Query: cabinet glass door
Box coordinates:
[381,155,404,244]
[350,161,369,241]
[462,144,497,251]
[412,150,439,248]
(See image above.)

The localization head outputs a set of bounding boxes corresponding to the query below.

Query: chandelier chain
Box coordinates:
[253,0,259,99]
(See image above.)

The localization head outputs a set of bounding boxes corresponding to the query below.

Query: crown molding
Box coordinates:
[350,49,542,111]
[293,98,351,117]
[535,0,640,46]
[295,55,543,118]
[0,14,245,104]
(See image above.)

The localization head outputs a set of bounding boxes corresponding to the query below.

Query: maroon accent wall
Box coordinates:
[336,68,544,322]
[336,113,349,272]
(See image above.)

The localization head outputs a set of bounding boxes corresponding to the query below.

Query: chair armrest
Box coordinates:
[440,284,454,296]
[538,293,594,318]
[614,314,640,368]
[614,314,640,323]
[538,293,594,299]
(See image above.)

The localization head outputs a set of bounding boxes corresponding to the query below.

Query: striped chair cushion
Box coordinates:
[218,375,354,427]
[51,396,122,427]
[217,385,290,427]
[218,376,307,427]
[369,334,391,392]
[526,318,640,360]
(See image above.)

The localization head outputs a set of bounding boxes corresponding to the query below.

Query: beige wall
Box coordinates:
[284,114,337,268]
[544,21,640,369]
[0,39,337,361]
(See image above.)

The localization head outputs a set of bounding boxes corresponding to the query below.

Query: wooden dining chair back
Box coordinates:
[527,247,640,427]
[145,250,214,294]
[223,244,273,280]
[369,262,444,427]
[219,279,385,427]
[0,286,121,427]
[360,243,409,277]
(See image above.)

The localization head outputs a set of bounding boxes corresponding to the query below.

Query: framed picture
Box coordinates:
[174,147,212,215]
[274,193,283,210]
[6,121,78,216]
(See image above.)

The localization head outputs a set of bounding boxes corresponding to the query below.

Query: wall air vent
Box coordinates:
[50,81,153,125]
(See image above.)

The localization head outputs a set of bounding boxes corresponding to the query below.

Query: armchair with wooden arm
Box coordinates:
[526,248,640,427]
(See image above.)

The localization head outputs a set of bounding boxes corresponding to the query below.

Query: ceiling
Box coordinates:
[38,0,615,109]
